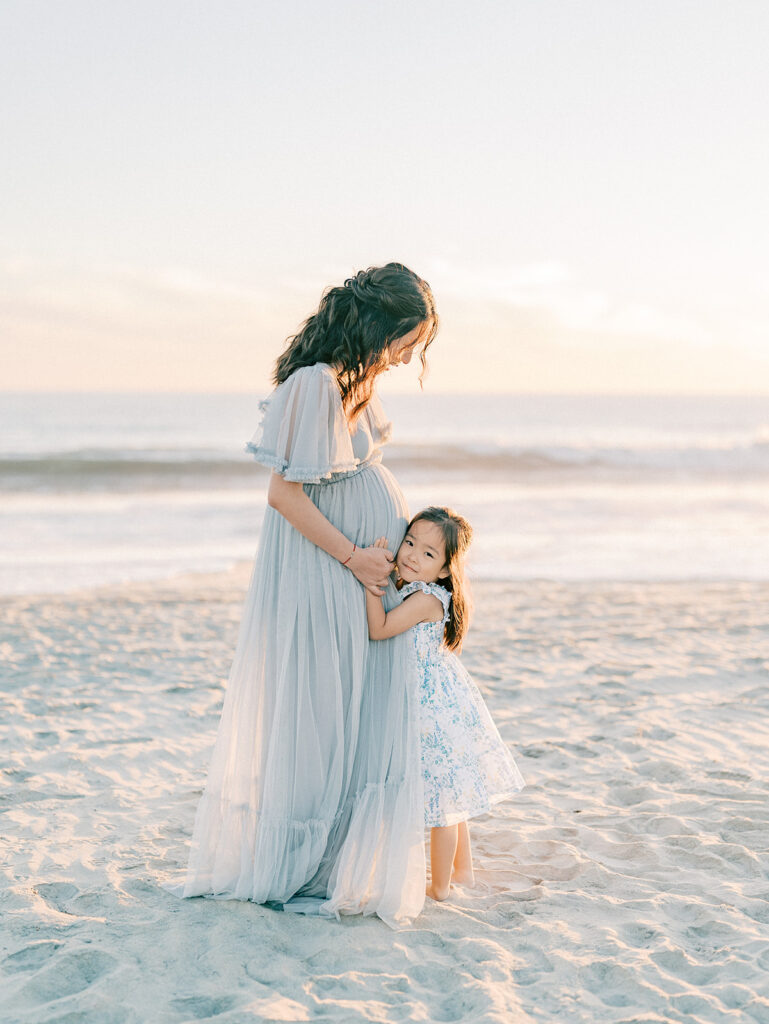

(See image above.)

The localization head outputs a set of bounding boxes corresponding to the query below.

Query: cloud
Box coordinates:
[0,260,269,315]
[422,256,714,349]
[1,258,765,392]
[424,256,572,304]
[0,261,286,389]
[597,303,712,346]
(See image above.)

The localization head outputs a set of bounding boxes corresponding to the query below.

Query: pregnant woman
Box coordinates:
[175,262,438,929]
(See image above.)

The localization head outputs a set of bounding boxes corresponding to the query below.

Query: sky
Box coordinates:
[1,0,768,394]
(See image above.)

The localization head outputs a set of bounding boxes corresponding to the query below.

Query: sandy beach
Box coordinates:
[2,568,768,1022]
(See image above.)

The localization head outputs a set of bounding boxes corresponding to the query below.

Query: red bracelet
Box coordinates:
[341,543,357,566]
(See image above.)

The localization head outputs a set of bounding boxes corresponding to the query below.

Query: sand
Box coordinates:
[2,568,769,1023]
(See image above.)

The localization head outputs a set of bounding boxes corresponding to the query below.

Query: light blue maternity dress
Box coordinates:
[176,362,425,928]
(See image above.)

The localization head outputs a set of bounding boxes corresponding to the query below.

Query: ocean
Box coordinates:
[1,391,767,595]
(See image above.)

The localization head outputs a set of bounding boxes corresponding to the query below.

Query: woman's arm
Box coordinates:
[366,588,444,640]
[267,472,394,595]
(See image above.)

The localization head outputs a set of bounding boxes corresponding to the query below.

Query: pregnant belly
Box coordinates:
[304,463,410,552]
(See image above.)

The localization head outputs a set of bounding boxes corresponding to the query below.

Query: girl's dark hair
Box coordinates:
[406,506,473,653]
[274,262,439,421]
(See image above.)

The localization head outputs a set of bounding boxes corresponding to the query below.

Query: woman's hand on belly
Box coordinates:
[348,544,395,596]
[267,471,394,595]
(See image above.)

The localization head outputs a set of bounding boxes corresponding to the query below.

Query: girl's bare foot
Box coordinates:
[425,882,450,901]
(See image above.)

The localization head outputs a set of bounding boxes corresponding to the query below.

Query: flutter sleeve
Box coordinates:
[362,389,393,447]
[245,363,358,483]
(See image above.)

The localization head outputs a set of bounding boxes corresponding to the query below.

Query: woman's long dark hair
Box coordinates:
[274,262,438,421]
[405,506,473,653]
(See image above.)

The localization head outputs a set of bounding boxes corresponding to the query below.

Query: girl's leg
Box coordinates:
[451,820,474,886]
[426,824,458,901]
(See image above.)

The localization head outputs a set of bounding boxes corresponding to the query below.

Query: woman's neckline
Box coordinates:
[315,362,375,437]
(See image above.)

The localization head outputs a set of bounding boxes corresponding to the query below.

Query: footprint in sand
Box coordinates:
[170,995,238,1018]
[33,882,79,912]
[3,941,62,973]
[20,949,118,1003]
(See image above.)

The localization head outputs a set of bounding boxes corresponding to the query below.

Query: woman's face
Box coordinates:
[386,323,428,367]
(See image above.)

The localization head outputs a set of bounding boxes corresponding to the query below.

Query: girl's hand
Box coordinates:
[349,540,394,596]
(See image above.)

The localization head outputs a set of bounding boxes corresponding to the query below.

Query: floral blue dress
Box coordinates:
[399,580,526,828]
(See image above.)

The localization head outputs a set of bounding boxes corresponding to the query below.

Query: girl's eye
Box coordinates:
[426,552,433,558]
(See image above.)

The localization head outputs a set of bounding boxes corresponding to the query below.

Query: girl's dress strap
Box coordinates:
[400,580,451,625]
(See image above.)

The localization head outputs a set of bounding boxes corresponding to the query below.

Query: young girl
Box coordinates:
[366,506,526,902]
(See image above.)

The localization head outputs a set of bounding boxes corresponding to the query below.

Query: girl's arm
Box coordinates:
[366,587,444,640]
[267,472,393,595]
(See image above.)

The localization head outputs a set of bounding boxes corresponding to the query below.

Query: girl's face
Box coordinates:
[386,322,427,367]
[396,518,448,584]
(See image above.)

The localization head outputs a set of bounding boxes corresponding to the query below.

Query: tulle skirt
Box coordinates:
[170,461,425,929]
